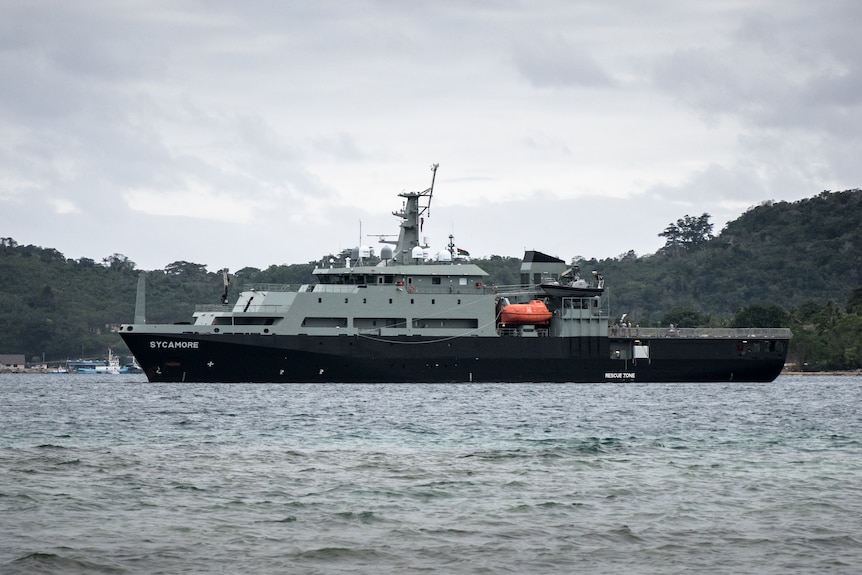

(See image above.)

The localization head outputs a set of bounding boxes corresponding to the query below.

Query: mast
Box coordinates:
[133,272,147,324]
[392,163,439,264]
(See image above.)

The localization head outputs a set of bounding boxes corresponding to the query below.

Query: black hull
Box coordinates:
[120,332,787,383]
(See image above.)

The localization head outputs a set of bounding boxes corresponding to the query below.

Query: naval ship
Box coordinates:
[119,164,790,383]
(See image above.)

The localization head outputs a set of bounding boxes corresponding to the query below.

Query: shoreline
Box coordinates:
[781,370,862,376]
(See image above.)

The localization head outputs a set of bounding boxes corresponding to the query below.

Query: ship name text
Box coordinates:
[150,340,200,349]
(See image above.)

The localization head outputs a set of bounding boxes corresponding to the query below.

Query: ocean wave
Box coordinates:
[6,552,124,575]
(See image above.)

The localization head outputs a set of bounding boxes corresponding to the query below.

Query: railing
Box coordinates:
[242,283,296,292]
[224,282,549,297]
[311,284,504,295]
[493,284,544,297]
[195,304,233,313]
[194,304,288,314]
[609,327,792,339]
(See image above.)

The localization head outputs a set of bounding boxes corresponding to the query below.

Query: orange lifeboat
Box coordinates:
[500,300,553,326]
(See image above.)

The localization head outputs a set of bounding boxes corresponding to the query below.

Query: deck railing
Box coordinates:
[242,283,297,292]
[610,327,792,339]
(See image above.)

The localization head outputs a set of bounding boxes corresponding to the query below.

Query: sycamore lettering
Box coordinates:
[150,340,200,349]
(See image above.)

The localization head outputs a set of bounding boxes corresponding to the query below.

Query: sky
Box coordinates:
[1,1,860,273]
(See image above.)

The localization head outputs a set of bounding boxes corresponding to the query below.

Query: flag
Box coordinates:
[457,247,470,256]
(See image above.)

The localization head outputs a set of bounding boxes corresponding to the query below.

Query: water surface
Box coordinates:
[2,374,861,573]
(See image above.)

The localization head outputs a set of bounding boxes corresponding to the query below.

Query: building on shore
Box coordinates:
[0,354,27,372]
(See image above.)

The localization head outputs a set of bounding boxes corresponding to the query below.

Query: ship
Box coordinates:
[119,164,791,383]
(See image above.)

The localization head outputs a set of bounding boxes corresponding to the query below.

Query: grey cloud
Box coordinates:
[1,1,858,274]
[650,1,862,139]
[512,36,616,88]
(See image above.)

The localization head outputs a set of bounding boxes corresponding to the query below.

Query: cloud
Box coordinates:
[512,36,616,88]
[124,184,258,222]
[0,1,859,273]
[48,198,82,215]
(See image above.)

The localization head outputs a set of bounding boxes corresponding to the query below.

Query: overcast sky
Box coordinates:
[1,1,859,272]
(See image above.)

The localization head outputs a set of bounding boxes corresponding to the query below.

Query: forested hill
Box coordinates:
[597,188,862,322]
[1,188,860,370]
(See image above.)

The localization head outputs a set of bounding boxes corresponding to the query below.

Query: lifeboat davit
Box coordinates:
[500,300,553,326]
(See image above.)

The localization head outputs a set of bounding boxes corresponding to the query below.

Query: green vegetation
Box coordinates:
[1,189,861,371]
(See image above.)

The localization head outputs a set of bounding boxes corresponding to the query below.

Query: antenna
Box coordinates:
[426,163,439,216]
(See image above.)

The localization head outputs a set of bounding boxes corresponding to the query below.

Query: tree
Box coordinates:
[103,253,136,272]
[847,287,862,315]
[28,285,57,309]
[39,248,66,263]
[660,307,711,328]
[659,213,714,252]
[165,261,209,277]
[730,304,789,328]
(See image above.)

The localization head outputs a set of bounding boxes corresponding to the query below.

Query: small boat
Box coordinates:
[499,299,553,325]
[538,261,604,297]
[73,349,124,374]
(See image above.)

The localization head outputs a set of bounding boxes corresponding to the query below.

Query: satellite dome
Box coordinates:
[380,245,393,260]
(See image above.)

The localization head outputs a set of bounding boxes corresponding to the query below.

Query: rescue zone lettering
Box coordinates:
[605,372,635,379]
[150,341,199,349]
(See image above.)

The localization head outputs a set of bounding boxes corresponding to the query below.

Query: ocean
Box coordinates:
[1,374,861,574]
